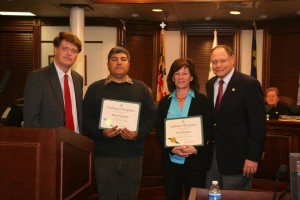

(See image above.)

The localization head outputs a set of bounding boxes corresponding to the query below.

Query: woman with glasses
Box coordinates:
[265,87,292,119]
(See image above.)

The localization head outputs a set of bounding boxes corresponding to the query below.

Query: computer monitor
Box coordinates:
[290,153,300,200]
[288,105,300,116]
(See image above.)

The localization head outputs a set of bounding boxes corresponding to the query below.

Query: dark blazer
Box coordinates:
[156,91,211,170]
[23,63,83,133]
[206,71,266,175]
[266,102,291,120]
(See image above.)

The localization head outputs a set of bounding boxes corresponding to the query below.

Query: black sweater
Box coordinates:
[83,79,156,157]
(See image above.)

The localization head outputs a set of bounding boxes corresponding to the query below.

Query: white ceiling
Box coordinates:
[0,0,300,22]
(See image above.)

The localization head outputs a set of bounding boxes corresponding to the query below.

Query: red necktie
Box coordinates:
[215,80,224,111]
[64,74,74,131]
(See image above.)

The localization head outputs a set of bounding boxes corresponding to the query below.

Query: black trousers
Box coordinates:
[163,157,206,200]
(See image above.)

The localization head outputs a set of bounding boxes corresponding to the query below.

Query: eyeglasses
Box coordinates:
[266,95,278,98]
[60,46,78,54]
[211,57,231,66]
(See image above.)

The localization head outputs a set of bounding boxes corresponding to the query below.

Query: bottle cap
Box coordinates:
[212,180,218,185]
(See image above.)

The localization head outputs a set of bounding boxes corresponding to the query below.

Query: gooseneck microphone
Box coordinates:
[272,164,287,200]
[276,164,287,179]
[278,185,290,200]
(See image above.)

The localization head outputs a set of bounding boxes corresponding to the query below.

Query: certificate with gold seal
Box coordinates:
[99,99,141,132]
[164,116,204,147]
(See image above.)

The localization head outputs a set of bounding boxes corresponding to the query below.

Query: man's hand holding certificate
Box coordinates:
[164,116,204,147]
[103,126,138,141]
[99,99,141,133]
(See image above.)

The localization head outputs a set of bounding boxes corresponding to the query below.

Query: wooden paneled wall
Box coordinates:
[0,16,300,116]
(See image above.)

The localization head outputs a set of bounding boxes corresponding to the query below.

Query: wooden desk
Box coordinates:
[255,120,300,182]
[188,188,290,200]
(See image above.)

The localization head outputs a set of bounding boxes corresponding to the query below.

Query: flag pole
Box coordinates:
[297,72,300,105]
[120,19,126,48]
[251,21,257,78]
[208,29,218,80]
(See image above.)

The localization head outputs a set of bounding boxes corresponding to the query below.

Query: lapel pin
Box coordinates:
[232,88,236,92]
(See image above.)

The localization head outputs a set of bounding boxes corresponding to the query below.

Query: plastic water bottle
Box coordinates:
[208,180,221,200]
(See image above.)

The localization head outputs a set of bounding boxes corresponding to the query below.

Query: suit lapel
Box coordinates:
[71,72,81,102]
[71,71,83,133]
[208,77,218,111]
[71,71,82,115]
[48,64,65,111]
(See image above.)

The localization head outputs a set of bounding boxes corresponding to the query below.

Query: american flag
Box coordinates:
[208,29,218,80]
[156,23,168,101]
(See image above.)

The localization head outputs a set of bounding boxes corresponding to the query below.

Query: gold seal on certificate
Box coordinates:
[99,99,141,132]
[164,116,204,147]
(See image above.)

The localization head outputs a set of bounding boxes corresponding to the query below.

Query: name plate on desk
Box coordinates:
[278,115,300,121]
[164,116,204,147]
[99,99,141,132]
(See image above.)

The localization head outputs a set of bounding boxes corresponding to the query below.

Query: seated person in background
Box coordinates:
[265,87,291,119]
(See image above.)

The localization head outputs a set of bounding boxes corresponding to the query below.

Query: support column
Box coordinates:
[70,7,85,83]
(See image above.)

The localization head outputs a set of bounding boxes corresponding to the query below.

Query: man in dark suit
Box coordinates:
[23,32,83,133]
[206,45,266,189]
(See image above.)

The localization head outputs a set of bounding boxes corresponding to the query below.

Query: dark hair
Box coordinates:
[167,58,200,93]
[107,46,130,62]
[211,45,233,57]
[53,32,82,53]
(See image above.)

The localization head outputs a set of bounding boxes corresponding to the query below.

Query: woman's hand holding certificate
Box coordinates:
[165,116,204,147]
[171,145,198,157]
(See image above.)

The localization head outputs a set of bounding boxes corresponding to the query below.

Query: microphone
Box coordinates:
[0,69,11,93]
[273,164,287,200]
[276,164,287,179]
[278,185,290,200]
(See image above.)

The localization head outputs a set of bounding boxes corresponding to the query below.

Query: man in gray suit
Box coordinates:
[23,32,83,133]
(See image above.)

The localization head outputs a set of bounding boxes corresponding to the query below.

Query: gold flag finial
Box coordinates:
[253,21,257,30]
[120,19,126,31]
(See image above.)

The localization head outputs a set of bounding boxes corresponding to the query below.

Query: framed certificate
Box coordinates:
[99,99,141,132]
[164,116,204,147]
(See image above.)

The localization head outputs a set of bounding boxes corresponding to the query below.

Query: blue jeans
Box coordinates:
[94,156,143,200]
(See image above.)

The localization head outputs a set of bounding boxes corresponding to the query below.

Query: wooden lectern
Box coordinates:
[0,127,94,200]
